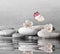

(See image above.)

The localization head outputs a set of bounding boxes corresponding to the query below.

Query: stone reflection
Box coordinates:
[12,34,60,54]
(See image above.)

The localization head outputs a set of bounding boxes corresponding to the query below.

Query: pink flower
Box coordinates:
[33,12,40,17]
[33,11,45,22]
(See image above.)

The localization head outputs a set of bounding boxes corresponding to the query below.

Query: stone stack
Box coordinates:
[0,28,16,51]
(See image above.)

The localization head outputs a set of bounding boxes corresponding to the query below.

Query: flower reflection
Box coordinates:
[38,39,56,53]
[38,43,54,53]
[23,51,33,54]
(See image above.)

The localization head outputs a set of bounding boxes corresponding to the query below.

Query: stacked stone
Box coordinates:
[0,27,16,51]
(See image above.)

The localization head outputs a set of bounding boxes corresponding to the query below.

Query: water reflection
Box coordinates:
[38,39,55,53]
[0,35,60,53]
[38,38,60,45]
[38,38,60,53]
[17,36,60,53]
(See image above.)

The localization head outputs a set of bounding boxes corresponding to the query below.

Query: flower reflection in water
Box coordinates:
[38,43,55,53]
[37,39,59,53]
[23,51,33,54]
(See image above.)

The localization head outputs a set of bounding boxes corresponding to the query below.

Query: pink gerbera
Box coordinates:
[33,11,40,17]
[33,11,45,22]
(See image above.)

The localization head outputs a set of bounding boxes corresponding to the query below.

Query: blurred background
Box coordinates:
[0,0,60,31]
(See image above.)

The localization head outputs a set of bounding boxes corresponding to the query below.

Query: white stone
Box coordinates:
[12,33,23,37]
[18,27,37,35]
[0,29,15,35]
[37,29,60,38]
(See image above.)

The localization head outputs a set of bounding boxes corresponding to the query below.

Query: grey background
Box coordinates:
[0,0,60,54]
[0,0,60,30]
[0,0,60,31]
